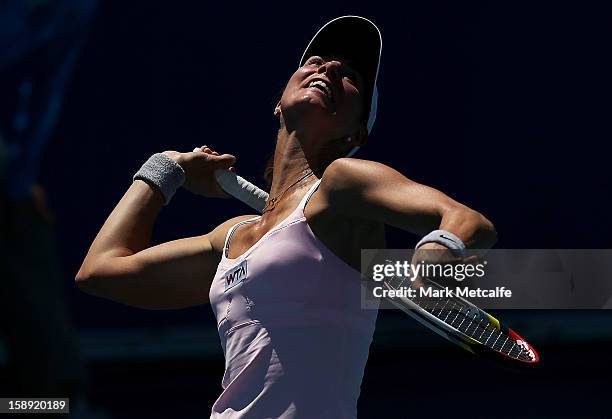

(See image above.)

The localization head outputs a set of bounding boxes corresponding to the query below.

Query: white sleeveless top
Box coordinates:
[208,179,378,418]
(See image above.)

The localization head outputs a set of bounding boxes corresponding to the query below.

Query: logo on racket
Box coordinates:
[223,260,248,292]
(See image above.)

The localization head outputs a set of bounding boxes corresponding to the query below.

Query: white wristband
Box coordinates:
[133,153,185,205]
[415,229,466,257]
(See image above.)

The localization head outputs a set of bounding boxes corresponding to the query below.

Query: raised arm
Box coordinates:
[75,147,250,309]
[320,158,497,250]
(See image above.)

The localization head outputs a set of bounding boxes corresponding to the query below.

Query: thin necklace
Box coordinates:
[262,170,315,214]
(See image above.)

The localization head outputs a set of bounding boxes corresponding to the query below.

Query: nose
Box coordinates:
[317,60,341,82]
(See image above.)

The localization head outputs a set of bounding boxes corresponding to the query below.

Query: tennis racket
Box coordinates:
[210,165,539,366]
[382,270,539,365]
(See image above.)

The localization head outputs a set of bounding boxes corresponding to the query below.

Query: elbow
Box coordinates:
[75,264,100,295]
[75,274,92,295]
[75,266,88,284]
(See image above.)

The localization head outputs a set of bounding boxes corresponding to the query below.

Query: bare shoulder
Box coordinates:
[321,158,405,193]
[320,158,407,207]
[316,158,388,233]
[208,214,259,254]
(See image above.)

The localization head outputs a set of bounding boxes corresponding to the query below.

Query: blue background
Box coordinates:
[9,1,611,416]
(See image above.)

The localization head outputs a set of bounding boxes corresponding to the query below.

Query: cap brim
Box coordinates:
[299,16,382,133]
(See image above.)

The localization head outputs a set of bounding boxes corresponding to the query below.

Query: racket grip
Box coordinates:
[191,147,268,212]
[214,169,269,213]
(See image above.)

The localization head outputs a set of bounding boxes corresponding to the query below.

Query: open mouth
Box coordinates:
[307,79,334,103]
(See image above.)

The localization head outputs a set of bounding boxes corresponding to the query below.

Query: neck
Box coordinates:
[269,127,317,199]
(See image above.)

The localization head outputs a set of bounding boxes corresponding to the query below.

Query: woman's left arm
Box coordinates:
[320,158,497,250]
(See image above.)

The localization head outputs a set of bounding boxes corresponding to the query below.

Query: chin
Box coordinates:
[293,95,334,118]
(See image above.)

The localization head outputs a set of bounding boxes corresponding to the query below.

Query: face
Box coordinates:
[279,55,366,140]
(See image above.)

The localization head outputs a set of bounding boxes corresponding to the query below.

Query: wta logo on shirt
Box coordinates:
[223,260,248,292]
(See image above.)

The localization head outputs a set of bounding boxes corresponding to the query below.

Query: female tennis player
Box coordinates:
[76,16,497,418]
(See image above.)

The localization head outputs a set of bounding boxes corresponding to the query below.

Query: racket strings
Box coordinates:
[383,275,533,361]
[418,296,531,361]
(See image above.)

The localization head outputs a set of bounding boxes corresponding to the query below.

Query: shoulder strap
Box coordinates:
[298,178,323,211]
[223,216,260,256]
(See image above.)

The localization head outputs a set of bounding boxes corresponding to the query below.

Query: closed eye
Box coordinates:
[342,68,363,92]
[343,70,358,84]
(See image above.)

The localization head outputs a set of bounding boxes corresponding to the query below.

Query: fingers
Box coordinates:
[193,145,219,155]
[214,153,236,168]
[192,145,236,170]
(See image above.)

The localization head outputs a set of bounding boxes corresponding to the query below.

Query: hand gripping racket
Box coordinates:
[191,148,269,212]
[210,166,539,365]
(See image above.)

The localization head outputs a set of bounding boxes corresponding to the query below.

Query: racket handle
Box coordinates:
[214,169,268,213]
[191,147,268,212]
